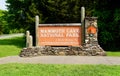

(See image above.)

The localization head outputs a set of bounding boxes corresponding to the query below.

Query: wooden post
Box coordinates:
[35,15,39,46]
[26,31,30,47]
[81,7,85,45]
[29,35,33,48]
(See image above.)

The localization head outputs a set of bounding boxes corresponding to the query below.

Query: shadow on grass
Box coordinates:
[0,37,26,48]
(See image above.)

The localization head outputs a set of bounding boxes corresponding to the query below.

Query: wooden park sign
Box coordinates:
[35,7,85,47]
[38,24,81,46]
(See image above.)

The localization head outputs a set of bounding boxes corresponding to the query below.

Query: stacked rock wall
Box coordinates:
[20,46,106,57]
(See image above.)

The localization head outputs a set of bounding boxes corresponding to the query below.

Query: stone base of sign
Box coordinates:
[19,45,106,57]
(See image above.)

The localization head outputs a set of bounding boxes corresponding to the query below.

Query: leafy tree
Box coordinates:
[6,0,96,28]
[93,0,120,50]
[0,10,8,34]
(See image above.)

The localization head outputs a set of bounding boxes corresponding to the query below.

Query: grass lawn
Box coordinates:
[107,51,120,56]
[0,63,120,76]
[0,37,25,57]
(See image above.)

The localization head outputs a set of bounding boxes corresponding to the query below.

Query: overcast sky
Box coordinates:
[0,0,7,10]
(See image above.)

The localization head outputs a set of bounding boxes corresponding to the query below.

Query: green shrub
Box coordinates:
[9,28,25,34]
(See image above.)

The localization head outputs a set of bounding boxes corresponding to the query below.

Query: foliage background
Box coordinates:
[0,0,120,51]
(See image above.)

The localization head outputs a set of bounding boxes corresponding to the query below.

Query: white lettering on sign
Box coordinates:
[40,29,65,33]
[66,28,79,33]
[66,33,79,37]
[40,28,80,37]
[40,33,64,37]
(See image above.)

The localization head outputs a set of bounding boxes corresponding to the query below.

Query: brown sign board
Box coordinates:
[38,24,81,46]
